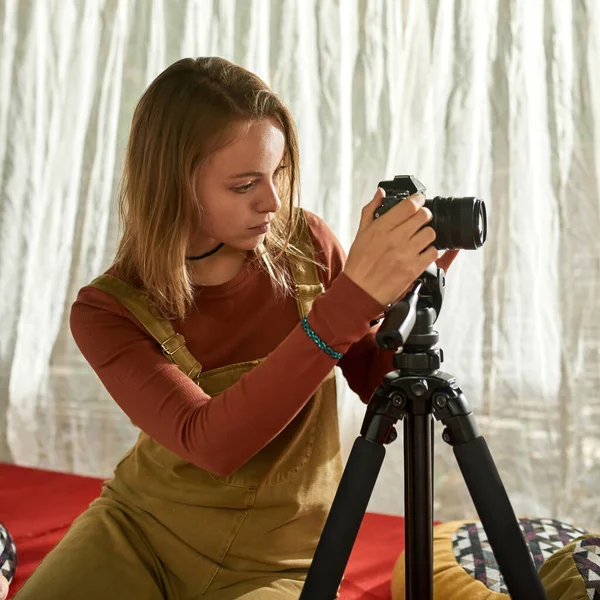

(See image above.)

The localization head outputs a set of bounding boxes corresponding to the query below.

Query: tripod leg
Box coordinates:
[404,414,433,600]
[434,391,549,600]
[299,437,386,600]
[431,418,435,523]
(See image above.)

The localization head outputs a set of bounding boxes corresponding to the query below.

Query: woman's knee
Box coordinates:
[14,507,167,600]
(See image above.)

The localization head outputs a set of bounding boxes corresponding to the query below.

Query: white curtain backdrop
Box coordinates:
[2,0,600,530]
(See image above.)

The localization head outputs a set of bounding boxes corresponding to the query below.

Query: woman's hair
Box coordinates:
[113,57,312,320]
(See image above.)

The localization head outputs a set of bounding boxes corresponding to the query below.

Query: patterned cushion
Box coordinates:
[391,518,589,600]
[0,521,17,584]
[453,519,587,591]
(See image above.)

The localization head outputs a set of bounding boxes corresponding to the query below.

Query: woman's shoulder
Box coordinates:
[298,208,342,253]
[296,207,347,285]
[300,208,334,240]
[71,264,145,329]
[70,266,152,363]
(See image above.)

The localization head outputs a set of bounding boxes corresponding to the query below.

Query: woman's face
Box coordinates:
[190,117,286,254]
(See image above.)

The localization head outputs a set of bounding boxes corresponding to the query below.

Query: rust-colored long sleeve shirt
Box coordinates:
[70,210,395,476]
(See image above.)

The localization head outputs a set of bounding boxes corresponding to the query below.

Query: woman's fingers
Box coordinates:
[358,187,386,233]
[395,207,433,240]
[408,225,436,252]
[418,244,439,271]
[380,193,425,230]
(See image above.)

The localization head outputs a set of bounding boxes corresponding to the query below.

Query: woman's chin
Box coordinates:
[238,233,267,250]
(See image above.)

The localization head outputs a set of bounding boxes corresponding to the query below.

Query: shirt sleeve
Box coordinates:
[303,210,396,404]
[70,267,383,477]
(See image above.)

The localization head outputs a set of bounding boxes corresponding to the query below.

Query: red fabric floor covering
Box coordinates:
[1,463,407,599]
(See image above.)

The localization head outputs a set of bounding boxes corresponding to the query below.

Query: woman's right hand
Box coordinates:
[343,187,437,306]
[0,574,9,600]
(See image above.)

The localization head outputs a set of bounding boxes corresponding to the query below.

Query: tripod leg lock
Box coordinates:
[431,388,481,446]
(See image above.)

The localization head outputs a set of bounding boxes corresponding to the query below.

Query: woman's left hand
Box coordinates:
[436,249,460,272]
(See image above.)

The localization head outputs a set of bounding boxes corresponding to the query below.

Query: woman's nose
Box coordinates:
[260,185,281,213]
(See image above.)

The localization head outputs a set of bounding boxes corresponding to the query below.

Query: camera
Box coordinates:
[374,175,487,250]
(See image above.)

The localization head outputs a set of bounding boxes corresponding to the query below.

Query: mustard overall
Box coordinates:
[16,210,344,599]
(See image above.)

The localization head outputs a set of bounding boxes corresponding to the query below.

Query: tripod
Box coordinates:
[299,264,548,600]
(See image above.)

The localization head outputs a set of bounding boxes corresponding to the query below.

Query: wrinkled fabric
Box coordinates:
[1,0,600,531]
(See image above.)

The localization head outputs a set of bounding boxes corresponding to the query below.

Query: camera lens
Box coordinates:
[424,196,487,250]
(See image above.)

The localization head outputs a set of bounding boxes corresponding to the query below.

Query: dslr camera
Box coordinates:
[374,175,487,250]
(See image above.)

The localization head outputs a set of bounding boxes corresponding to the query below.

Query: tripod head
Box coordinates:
[375,262,446,374]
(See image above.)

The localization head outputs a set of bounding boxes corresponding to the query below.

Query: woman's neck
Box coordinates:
[188,246,249,287]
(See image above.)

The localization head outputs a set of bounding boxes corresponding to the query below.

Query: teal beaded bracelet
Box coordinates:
[301,316,343,360]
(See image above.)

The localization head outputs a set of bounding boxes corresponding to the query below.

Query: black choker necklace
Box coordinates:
[186,243,225,261]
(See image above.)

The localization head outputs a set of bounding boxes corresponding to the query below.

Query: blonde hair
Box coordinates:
[113,57,313,320]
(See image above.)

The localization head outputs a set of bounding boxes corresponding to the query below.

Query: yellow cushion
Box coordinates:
[538,534,600,600]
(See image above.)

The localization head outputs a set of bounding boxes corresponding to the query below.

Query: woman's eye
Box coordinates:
[232,165,286,194]
[234,182,254,193]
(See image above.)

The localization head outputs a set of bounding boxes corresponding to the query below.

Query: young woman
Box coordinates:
[13,57,457,599]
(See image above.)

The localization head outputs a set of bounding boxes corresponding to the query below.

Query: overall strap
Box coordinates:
[290,209,325,317]
[88,274,203,382]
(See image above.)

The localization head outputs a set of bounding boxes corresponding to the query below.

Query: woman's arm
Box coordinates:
[71,269,383,477]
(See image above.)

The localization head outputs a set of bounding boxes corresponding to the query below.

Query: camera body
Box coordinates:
[374,175,426,219]
[373,175,487,250]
